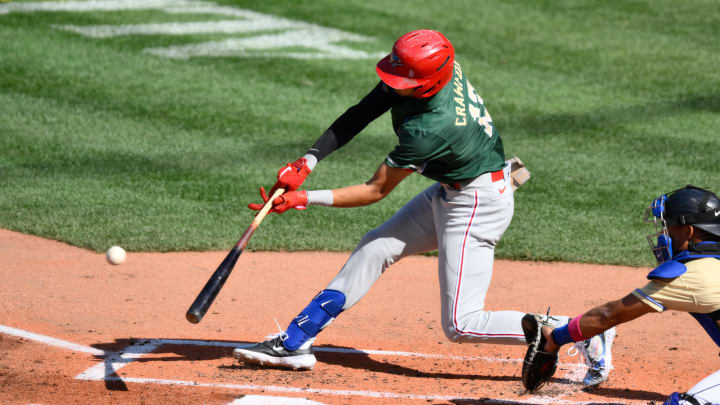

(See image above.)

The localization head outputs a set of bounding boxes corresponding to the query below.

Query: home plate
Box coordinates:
[229,395,326,405]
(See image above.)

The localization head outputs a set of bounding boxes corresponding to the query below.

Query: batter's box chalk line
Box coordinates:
[2,324,625,405]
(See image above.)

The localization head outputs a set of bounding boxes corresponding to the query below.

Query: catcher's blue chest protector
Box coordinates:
[647,246,720,347]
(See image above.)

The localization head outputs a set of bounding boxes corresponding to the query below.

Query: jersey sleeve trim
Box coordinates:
[631,288,665,312]
[385,155,422,171]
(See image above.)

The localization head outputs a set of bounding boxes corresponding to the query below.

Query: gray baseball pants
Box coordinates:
[327,165,557,345]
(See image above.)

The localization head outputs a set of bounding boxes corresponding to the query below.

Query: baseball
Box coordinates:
[106,246,126,265]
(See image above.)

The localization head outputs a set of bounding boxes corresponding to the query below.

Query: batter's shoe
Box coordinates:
[570,327,616,387]
[233,335,316,370]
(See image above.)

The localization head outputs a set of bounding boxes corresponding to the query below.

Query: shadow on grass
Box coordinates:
[507,93,720,138]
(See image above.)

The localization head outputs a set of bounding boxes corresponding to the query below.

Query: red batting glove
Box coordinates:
[270,157,312,195]
[271,190,308,213]
[248,186,274,212]
[248,187,308,214]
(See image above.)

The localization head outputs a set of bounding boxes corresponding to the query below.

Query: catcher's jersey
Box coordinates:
[632,258,720,314]
[385,61,505,183]
[633,257,720,347]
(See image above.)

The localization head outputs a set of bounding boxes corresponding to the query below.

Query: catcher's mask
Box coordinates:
[644,185,720,264]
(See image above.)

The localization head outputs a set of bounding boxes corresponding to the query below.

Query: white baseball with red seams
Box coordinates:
[106,246,126,265]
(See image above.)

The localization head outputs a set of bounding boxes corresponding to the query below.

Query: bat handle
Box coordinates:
[252,187,285,226]
[233,187,285,252]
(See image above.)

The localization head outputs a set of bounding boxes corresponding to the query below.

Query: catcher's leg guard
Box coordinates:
[283,289,345,351]
[664,392,706,405]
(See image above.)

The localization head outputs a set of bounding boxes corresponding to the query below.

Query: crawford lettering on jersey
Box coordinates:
[453,62,467,127]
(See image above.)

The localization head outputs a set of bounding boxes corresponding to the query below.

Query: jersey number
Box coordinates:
[467,82,494,138]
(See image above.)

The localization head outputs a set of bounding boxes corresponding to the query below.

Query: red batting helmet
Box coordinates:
[376,29,455,98]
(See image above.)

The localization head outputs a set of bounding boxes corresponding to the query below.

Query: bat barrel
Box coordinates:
[185,247,242,324]
[184,187,283,324]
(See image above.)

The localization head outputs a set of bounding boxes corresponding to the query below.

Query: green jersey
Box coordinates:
[385,62,505,183]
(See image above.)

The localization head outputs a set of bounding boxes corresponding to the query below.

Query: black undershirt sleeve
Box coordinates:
[307,82,395,161]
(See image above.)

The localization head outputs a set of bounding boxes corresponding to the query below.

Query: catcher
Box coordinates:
[521,185,720,404]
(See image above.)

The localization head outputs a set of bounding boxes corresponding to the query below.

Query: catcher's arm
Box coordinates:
[552,293,652,349]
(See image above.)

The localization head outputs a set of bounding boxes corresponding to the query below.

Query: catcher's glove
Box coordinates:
[521,313,558,392]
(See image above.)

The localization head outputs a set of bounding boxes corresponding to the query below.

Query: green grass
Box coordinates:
[1,0,719,266]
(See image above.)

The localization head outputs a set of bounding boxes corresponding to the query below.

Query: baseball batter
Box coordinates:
[527,185,720,404]
[234,29,613,386]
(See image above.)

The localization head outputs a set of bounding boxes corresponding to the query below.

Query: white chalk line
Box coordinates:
[0,324,105,356]
[76,339,163,380]
[86,376,605,404]
[1,324,608,405]
[229,396,326,405]
[0,323,585,367]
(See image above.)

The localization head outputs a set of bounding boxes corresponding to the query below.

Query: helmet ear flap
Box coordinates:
[415,82,437,98]
[412,56,454,98]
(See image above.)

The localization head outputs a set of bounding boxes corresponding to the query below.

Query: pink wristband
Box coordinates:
[568,314,588,342]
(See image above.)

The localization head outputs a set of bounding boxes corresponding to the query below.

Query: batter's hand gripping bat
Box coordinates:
[185,187,284,324]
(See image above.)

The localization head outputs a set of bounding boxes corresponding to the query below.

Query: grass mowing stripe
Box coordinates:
[1,0,718,267]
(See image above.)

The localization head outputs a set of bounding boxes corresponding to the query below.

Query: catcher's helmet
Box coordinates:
[376,29,455,98]
[645,185,720,263]
[664,185,720,237]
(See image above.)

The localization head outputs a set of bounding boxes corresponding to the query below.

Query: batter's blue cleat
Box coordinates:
[571,327,616,387]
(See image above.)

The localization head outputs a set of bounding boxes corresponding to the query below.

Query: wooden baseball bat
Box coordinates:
[185,187,285,324]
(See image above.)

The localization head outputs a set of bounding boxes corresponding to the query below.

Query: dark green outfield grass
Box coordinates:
[1,0,718,266]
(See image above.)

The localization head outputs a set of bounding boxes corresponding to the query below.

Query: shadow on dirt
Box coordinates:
[89,338,667,403]
[90,337,238,392]
[315,344,519,382]
[581,385,667,403]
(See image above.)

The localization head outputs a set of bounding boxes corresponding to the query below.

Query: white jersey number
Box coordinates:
[467,82,494,138]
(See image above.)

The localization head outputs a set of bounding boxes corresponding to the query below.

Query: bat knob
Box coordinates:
[186,311,201,324]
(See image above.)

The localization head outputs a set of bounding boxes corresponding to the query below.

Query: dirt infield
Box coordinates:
[0,229,716,404]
